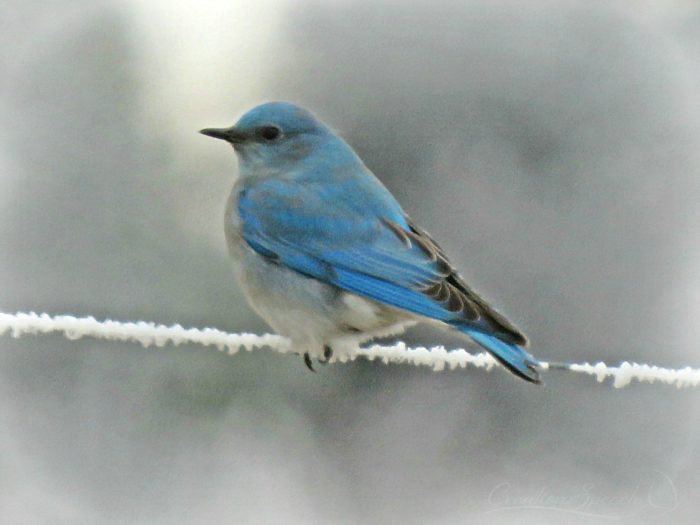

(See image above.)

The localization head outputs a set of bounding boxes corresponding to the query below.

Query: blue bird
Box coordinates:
[201,102,541,383]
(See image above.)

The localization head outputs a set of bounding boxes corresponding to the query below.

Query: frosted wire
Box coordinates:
[2,311,699,389]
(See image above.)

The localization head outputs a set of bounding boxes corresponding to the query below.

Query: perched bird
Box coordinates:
[201,102,542,383]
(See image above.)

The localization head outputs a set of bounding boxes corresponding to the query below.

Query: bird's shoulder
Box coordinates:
[238,163,405,223]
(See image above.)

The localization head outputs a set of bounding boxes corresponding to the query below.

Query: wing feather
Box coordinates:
[238,178,527,345]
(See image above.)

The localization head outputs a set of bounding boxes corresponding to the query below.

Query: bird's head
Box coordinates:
[200,102,334,174]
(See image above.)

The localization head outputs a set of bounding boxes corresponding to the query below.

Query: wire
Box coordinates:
[1,311,699,389]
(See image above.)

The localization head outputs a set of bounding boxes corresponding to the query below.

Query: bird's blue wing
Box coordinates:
[238,176,540,382]
[238,177,462,318]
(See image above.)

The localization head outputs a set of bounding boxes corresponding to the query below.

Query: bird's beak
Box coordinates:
[199,126,247,144]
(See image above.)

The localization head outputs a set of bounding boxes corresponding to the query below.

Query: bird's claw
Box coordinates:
[318,345,333,365]
[303,352,316,372]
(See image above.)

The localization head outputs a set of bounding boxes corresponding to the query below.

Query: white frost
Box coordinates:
[2,311,700,389]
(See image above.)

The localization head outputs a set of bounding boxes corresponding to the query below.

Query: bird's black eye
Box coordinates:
[260,126,282,141]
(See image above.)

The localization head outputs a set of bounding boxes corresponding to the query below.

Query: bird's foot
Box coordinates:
[302,346,333,371]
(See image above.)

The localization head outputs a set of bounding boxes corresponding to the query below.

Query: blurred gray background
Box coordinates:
[2,0,700,523]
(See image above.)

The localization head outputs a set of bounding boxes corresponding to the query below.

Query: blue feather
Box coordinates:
[461,328,541,383]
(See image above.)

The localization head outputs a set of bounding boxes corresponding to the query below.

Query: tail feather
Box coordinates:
[462,328,542,384]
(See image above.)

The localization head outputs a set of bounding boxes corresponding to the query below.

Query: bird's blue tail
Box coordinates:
[461,328,542,383]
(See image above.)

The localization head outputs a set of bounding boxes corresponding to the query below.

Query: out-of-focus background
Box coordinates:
[1,1,699,523]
